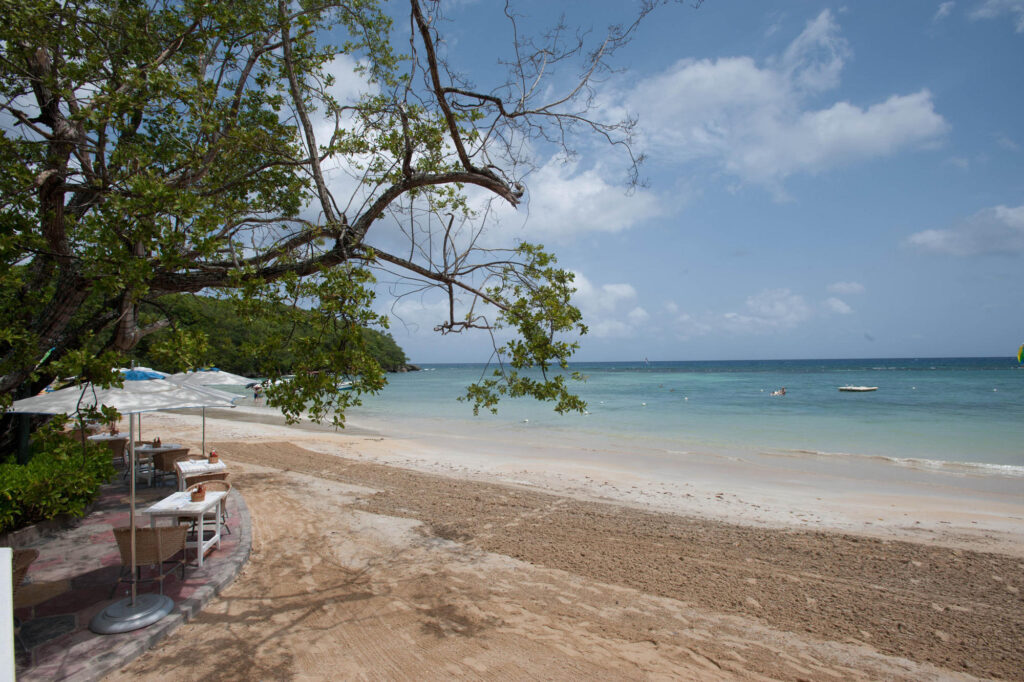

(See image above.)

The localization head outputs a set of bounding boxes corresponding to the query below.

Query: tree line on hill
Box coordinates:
[131,295,412,378]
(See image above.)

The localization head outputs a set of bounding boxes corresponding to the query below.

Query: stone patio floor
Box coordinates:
[10,474,252,681]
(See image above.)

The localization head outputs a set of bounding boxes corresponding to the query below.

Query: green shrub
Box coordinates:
[0,426,116,534]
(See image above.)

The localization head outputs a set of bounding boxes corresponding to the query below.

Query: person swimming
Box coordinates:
[771,387,786,397]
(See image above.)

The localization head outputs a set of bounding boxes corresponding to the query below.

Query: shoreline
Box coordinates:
[167,405,1024,555]
[110,405,1024,680]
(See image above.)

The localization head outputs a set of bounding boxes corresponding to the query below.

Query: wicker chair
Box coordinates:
[132,440,154,463]
[111,526,188,597]
[119,441,158,484]
[182,480,232,535]
[11,548,38,596]
[152,448,191,486]
[104,437,128,467]
[11,548,38,650]
[125,451,154,485]
[63,428,89,445]
[182,470,228,489]
[12,547,65,618]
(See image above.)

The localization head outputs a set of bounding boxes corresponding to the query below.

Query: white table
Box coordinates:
[87,433,127,442]
[87,434,129,467]
[145,491,226,567]
[176,459,227,490]
[136,443,183,454]
[133,444,184,485]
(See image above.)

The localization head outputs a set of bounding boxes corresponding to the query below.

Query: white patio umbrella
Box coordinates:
[120,368,167,441]
[116,366,168,378]
[8,379,237,634]
[165,368,254,388]
[163,374,242,454]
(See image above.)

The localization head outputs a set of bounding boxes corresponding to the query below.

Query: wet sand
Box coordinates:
[106,408,1024,681]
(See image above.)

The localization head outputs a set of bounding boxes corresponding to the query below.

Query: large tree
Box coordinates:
[0,0,679,434]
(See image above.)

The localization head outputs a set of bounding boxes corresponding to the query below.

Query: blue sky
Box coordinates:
[355,1,1024,363]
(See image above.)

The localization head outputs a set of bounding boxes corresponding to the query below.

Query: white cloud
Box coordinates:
[720,289,812,333]
[666,288,819,340]
[827,281,865,295]
[627,307,650,324]
[383,295,462,335]
[730,92,948,190]
[776,9,850,93]
[742,288,811,325]
[996,133,1020,151]
[571,273,637,313]
[673,312,714,339]
[934,2,956,22]
[512,157,664,241]
[619,10,949,194]
[324,54,379,103]
[970,0,1024,32]
[312,55,385,214]
[569,272,649,339]
[907,204,1024,255]
[588,319,635,339]
[824,297,853,315]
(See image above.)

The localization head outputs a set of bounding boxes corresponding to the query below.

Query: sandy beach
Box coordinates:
[106,406,1024,681]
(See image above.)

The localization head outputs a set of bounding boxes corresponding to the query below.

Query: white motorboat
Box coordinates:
[838,385,878,392]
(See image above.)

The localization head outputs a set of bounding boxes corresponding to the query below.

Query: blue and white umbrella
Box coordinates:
[121,368,165,381]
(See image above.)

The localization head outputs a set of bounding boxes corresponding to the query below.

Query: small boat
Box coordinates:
[838,385,878,392]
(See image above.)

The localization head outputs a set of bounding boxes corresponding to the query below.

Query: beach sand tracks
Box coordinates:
[111,462,729,679]
[110,440,1016,681]
[204,441,1022,681]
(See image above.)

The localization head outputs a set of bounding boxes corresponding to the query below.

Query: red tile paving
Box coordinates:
[8,474,252,681]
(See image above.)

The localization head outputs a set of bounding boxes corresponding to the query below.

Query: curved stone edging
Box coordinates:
[50,488,253,682]
[176,488,253,622]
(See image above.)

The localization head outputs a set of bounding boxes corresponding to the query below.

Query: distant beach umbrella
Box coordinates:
[165,369,254,387]
[122,368,166,381]
[119,368,169,439]
[117,366,168,378]
[165,372,246,452]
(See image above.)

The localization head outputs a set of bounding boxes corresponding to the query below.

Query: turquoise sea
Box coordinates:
[348,357,1024,476]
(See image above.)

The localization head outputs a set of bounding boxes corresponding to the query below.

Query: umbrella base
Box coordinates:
[89,593,174,634]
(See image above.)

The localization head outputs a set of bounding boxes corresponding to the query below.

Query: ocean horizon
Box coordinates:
[342,356,1024,478]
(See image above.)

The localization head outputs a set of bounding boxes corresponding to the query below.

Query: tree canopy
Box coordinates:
[129,294,408,377]
[0,0,681,435]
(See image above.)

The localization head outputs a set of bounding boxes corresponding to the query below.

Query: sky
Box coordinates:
[353,1,1024,363]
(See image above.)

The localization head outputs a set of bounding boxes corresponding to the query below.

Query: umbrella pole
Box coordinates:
[88,412,173,634]
[202,407,206,454]
[129,414,137,606]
